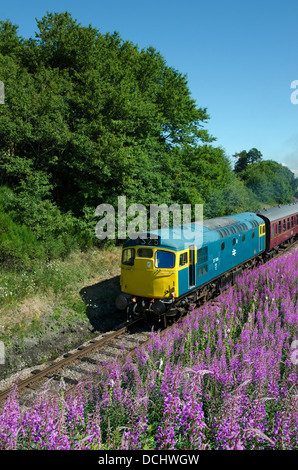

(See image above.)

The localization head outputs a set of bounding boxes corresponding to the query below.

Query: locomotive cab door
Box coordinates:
[188,245,196,288]
[259,223,266,252]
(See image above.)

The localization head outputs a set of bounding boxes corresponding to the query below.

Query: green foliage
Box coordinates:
[0,20,22,57]
[0,210,45,267]
[0,176,77,261]
[240,160,297,205]
[0,11,297,275]
[0,11,216,255]
[204,177,261,218]
[233,148,263,174]
[0,12,217,224]
[233,149,297,206]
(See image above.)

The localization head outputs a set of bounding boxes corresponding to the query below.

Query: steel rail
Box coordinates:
[0,319,143,406]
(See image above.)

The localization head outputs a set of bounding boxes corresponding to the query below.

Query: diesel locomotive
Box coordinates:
[115,202,298,325]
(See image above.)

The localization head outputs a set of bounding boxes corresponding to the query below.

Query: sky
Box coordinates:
[1,0,298,175]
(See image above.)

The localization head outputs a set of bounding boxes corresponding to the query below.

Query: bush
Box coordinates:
[0,184,81,261]
[0,211,45,268]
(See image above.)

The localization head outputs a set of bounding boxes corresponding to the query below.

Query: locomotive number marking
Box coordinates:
[139,238,159,246]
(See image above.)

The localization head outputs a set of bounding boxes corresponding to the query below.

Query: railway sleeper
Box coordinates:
[51,374,79,386]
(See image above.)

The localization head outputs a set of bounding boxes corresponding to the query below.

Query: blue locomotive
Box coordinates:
[116,204,298,325]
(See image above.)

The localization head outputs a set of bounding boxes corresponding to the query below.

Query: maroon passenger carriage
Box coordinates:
[256,202,298,257]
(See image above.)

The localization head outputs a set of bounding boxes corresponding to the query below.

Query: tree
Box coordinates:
[233,148,262,173]
[0,20,23,57]
[248,148,263,164]
[240,160,296,205]
[0,12,215,220]
[2,11,267,255]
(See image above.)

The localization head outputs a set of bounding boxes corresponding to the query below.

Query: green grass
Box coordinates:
[0,245,122,343]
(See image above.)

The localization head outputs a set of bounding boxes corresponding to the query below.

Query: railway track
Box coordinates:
[0,318,153,407]
[0,238,297,409]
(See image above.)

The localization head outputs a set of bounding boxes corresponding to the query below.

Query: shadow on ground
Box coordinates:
[0,276,127,382]
[80,275,126,332]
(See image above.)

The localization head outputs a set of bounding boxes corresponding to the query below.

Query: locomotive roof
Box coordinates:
[124,211,261,251]
[256,202,298,222]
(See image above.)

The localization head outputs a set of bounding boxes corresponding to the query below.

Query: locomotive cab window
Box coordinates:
[122,248,135,266]
[179,252,188,267]
[155,250,175,269]
[137,248,153,258]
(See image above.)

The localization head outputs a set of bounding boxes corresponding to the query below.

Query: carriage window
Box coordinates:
[155,250,175,268]
[122,248,135,266]
[232,238,236,245]
[221,242,225,251]
[283,219,286,232]
[242,234,245,242]
[252,231,255,238]
[287,218,290,230]
[278,221,282,234]
[179,252,188,267]
[291,216,294,228]
[137,248,153,258]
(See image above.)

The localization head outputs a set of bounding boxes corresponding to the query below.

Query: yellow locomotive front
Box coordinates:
[116,244,178,320]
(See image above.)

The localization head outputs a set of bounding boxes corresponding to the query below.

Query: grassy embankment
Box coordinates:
[0,246,123,375]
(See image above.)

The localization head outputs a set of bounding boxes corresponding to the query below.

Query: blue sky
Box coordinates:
[2,0,298,174]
